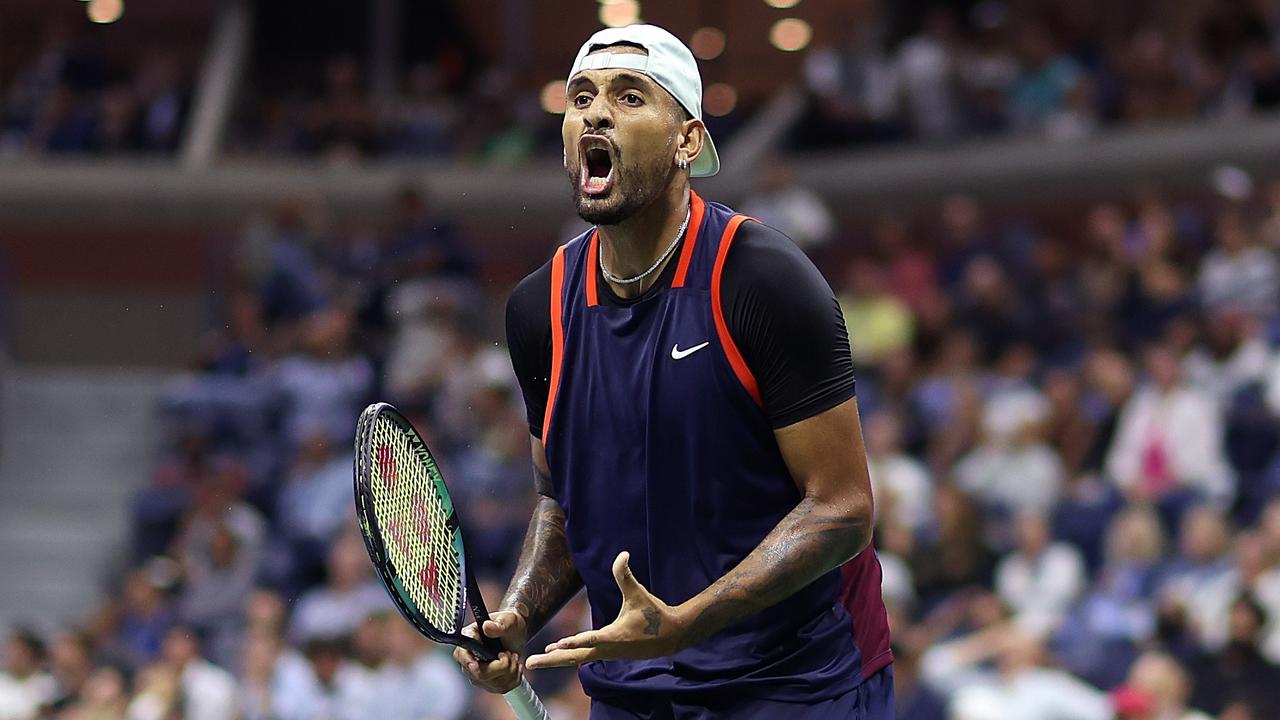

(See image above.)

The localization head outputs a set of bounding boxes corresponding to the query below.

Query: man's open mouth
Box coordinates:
[579,135,615,197]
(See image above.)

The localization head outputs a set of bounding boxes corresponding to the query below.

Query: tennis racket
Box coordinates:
[354,402,550,720]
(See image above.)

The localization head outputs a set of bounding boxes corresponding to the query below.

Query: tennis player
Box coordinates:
[454,24,893,718]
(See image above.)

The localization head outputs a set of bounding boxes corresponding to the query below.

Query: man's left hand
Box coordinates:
[525,551,688,669]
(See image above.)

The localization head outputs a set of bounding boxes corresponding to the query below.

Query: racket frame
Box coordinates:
[354,402,505,662]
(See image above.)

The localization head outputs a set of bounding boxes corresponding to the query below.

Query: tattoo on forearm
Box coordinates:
[685,497,871,646]
[501,490,582,638]
[642,607,661,636]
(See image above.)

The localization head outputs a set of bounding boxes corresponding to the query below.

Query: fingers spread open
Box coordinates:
[544,629,604,653]
[526,646,600,669]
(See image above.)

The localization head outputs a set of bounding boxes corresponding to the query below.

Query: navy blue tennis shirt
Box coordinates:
[506,192,892,701]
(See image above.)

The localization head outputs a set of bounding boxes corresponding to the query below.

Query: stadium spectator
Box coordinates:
[893,6,964,141]
[921,621,1112,720]
[1158,506,1236,651]
[1188,593,1280,717]
[99,566,177,670]
[289,532,390,643]
[995,512,1086,638]
[740,157,836,253]
[1005,20,1087,135]
[237,628,317,720]
[60,664,129,720]
[838,258,915,368]
[1182,308,1271,408]
[374,620,467,720]
[1105,342,1234,515]
[1115,651,1211,720]
[1198,207,1280,322]
[277,431,355,549]
[1059,506,1167,687]
[304,56,378,160]
[0,628,55,720]
[864,410,933,534]
[46,631,96,715]
[910,486,997,611]
[177,520,257,670]
[155,626,238,720]
[273,308,374,448]
[955,346,1064,517]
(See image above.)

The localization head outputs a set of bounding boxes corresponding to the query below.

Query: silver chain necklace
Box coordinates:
[598,207,691,286]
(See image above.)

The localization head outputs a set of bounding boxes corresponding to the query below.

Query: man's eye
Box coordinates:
[622,93,642,105]
[574,94,592,107]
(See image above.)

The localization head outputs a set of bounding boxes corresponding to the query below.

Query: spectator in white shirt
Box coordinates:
[160,626,239,720]
[864,411,933,533]
[373,620,467,720]
[239,628,317,720]
[996,513,1087,638]
[740,158,836,253]
[1182,308,1271,408]
[1105,343,1234,511]
[955,363,1064,515]
[0,629,54,720]
[922,622,1112,720]
[290,532,392,643]
[1197,207,1279,322]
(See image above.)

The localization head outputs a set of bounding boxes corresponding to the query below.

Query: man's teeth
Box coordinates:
[585,175,609,192]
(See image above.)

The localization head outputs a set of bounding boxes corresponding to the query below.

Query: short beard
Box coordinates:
[568,158,673,226]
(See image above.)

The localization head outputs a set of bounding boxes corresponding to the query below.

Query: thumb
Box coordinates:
[482,611,516,638]
[612,551,642,597]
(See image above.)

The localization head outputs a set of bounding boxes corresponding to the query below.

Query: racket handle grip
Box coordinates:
[504,677,551,720]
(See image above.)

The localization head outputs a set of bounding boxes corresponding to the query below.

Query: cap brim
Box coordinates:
[691,131,719,177]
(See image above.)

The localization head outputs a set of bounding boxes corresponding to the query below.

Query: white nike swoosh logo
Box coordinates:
[671,341,710,360]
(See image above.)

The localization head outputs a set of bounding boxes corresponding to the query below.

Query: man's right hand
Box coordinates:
[453,609,528,693]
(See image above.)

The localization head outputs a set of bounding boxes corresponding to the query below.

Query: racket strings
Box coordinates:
[367,417,464,633]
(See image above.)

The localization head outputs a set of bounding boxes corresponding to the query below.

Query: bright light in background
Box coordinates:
[770,18,812,52]
[599,0,640,28]
[704,83,737,116]
[541,80,567,114]
[690,27,726,60]
[87,0,124,23]
[765,0,801,8]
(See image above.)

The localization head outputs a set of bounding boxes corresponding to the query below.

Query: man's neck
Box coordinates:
[597,183,690,299]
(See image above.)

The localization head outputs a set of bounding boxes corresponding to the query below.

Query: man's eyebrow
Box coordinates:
[568,71,655,93]
[608,72,654,91]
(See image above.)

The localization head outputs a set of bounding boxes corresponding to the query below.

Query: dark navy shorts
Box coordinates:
[588,665,895,720]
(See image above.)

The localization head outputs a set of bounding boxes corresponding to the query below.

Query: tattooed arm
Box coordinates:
[501,437,584,634]
[526,397,875,668]
[453,437,582,692]
[679,396,873,644]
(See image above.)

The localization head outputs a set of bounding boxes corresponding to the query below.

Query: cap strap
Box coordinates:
[575,52,651,73]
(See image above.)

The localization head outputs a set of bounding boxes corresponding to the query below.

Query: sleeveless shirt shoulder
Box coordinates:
[505,223,856,436]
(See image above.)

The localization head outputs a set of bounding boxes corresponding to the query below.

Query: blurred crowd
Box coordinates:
[13,0,1280,163]
[796,0,1280,149]
[5,158,1280,719]
[0,25,192,158]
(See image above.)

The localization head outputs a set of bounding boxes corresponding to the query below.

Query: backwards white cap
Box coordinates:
[567,24,720,178]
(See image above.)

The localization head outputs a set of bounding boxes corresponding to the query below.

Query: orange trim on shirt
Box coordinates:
[585,231,600,307]
[671,191,706,288]
[542,245,568,446]
[711,215,763,407]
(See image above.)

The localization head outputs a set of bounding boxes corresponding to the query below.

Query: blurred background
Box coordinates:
[3,0,1280,718]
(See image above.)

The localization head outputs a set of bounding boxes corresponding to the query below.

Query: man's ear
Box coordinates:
[678,117,706,170]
